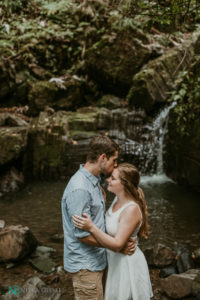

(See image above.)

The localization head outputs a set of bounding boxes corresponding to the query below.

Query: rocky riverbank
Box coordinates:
[0,221,200,300]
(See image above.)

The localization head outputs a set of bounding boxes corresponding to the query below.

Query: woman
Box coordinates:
[72,163,153,300]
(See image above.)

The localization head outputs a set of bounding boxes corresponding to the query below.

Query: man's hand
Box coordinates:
[120,237,136,255]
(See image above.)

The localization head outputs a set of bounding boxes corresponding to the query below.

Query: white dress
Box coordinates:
[104,197,153,300]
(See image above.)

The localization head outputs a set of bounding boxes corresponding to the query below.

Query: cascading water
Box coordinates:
[140,102,176,185]
[108,102,176,181]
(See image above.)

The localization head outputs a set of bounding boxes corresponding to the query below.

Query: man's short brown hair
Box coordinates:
[86,135,119,163]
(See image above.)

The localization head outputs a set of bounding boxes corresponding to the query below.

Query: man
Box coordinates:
[61,135,134,300]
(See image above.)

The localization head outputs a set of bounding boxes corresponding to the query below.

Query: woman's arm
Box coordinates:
[72,205,141,252]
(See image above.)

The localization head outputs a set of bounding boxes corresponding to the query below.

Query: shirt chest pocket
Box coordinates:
[91,200,103,216]
[90,194,104,220]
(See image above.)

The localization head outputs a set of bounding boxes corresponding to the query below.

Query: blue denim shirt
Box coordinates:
[61,165,107,273]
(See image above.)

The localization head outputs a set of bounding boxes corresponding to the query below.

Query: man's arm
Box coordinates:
[78,235,102,247]
[79,234,136,252]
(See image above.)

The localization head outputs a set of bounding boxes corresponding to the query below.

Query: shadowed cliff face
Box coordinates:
[164,59,200,193]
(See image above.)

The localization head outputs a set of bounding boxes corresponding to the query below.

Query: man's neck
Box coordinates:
[83,162,100,177]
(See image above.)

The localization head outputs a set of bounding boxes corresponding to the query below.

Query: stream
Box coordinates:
[0,175,199,255]
[0,103,199,257]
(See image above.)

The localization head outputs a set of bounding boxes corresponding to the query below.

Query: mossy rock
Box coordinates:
[26,107,112,178]
[127,47,191,112]
[28,75,90,115]
[85,30,151,96]
[127,28,200,112]
[0,127,29,166]
[95,94,128,109]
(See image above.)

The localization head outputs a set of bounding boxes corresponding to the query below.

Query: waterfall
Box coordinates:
[140,102,176,185]
[151,102,176,175]
[109,103,176,183]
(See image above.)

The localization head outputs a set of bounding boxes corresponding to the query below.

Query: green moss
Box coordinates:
[69,130,97,139]
[169,59,200,136]
[68,111,98,131]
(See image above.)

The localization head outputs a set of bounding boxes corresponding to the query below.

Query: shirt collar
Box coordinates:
[79,164,101,186]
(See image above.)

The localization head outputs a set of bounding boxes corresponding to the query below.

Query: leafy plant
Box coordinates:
[169,59,200,136]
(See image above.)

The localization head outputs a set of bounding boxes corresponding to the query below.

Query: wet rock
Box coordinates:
[5,114,28,127]
[5,263,16,269]
[144,243,176,267]
[0,225,37,262]
[160,269,200,299]
[1,276,63,300]
[29,256,56,275]
[26,107,146,178]
[193,248,200,267]
[0,220,5,229]
[95,94,128,109]
[0,168,24,196]
[85,28,151,96]
[29,246,57,274]
[26,108,99,178]
[127,28,200,112]
[0,127,29,166]
[159,266,178,278]
[192,271,200,298]
[176,244,195,273]
[127,47,189,112]
[0,113,29,127]
[28,74,91,115]
[50,233,64,243]
[32,246,56,258]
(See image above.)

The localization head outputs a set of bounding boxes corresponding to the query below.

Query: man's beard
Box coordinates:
[100,167,112,178]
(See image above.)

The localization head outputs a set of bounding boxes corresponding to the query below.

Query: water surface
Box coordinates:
[0,177,199,254]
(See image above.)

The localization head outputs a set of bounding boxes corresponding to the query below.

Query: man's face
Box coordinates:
[100,151,118,177]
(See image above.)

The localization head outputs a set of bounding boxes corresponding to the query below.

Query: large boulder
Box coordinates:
[160,269,200,299]
[0,167,24,197]
[0,225,37,262]
[192,271,200,299]
[0,126,29,166]
[28,74,95,115]
[0,112,30,196]
[127,28,200,112]
[144,243,176,268]
[85,27,152,96]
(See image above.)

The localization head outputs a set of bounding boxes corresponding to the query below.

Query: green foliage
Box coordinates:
[0,0,109,77]
[0,0,33,17]
[169,61,200,136]
[117,0,200,31]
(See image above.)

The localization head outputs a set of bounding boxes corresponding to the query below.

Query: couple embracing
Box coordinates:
[61,136,153,300]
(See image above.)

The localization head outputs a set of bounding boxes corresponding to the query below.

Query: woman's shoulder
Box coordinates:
[120,202,142,220]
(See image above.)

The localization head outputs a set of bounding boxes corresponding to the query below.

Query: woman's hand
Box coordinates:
[72,213,93,231]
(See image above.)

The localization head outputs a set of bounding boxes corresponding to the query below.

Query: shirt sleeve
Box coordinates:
[66,189,92,239]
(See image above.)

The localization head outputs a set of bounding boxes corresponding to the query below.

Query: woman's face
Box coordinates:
[107,168,124,195]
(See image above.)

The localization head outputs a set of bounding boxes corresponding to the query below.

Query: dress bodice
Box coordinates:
[106,197,142,244]
[105,197,153,300]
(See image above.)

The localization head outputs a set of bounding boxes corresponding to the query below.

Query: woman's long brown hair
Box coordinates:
[117,163,149,238]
